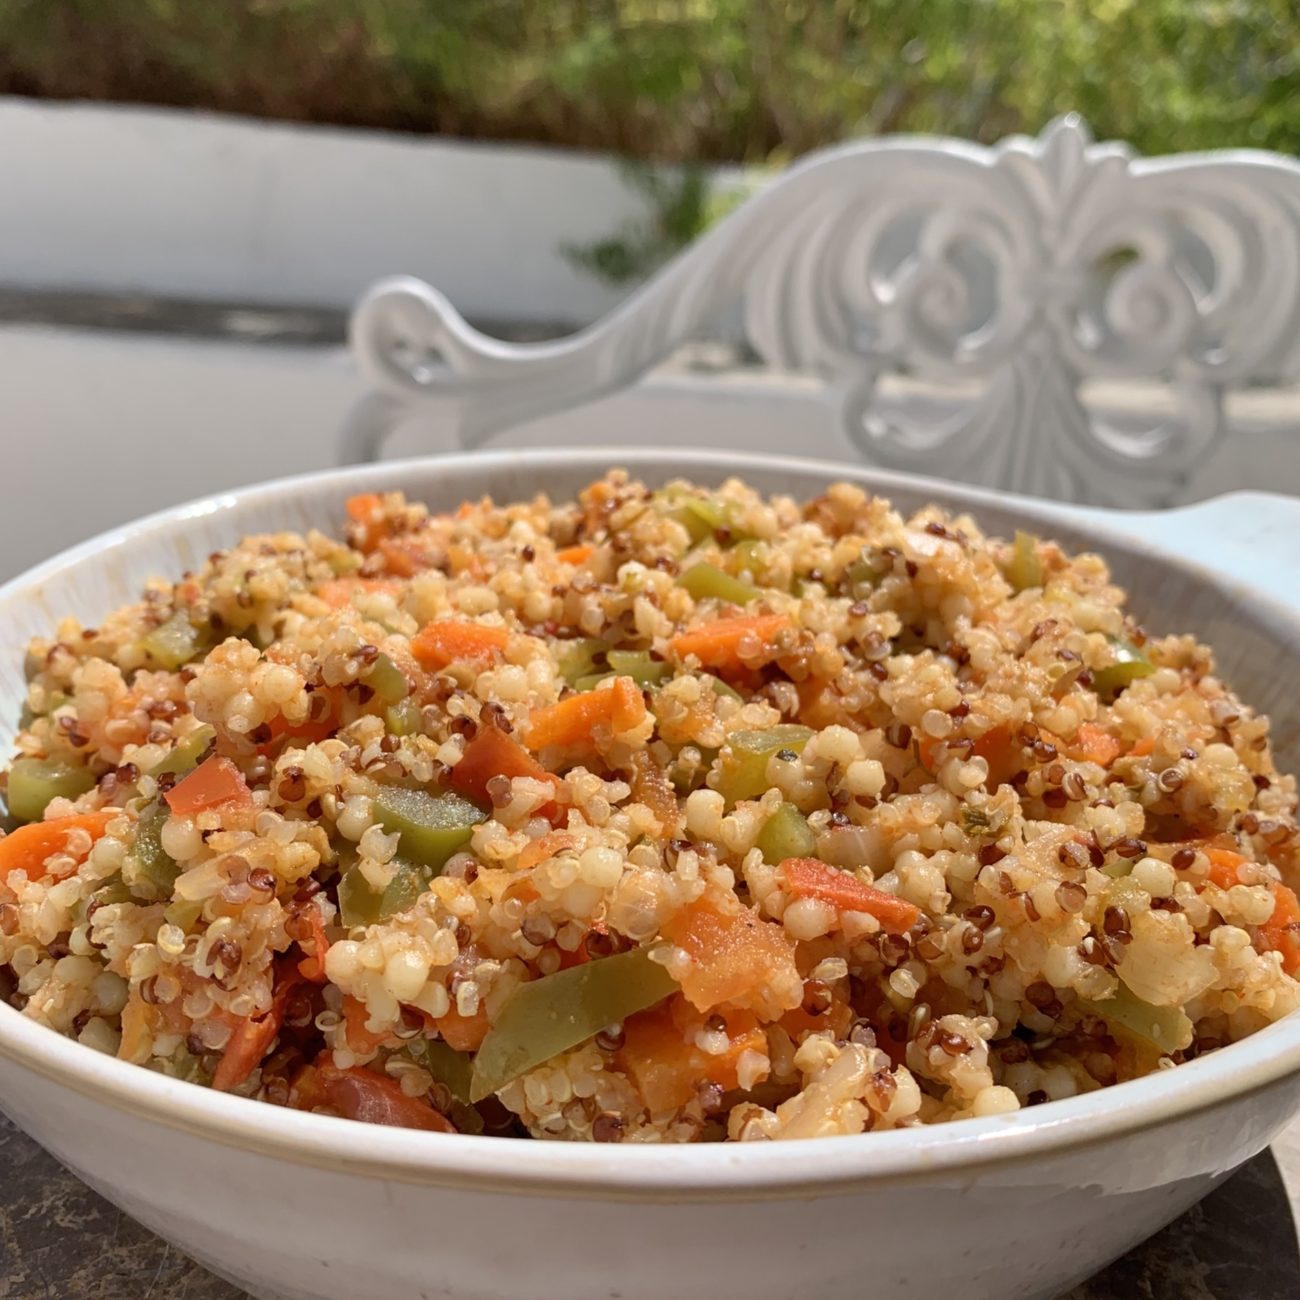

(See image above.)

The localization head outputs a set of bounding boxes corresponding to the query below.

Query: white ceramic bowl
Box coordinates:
[2,448,1299,1300]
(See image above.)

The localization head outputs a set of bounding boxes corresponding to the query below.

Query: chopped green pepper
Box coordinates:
[716,725,814,804]
[705,674,743,702]
[1080,980,1193,1053]
[148,724,217,780]
[844,550,890,596]
[680,496,744,543]
[1091,638,1155,699]
[19,691,68,730]
[678,562,759,606]
[558,638,609,685]
[364,652,409,704]
[756,802,816,864]
[373,787,485,872]
[79,876,133,925]
[730,537,764,574]
[337,857,434,927]
[668,745,719,795]
[326,549,362,576]
[384,697,423,737]
[606,650,669,687]
[164,896,205,931]
[653,488,753,546]
[1006,531,1043,593]
[6,757,95,823]
[123,799,179,899]
[139,612,209,671]
[469,946,677,1101]
[420,1038,475,1104]
[574,653,669,693]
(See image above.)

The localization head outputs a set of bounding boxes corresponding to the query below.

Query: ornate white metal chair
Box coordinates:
[341,116,1300,508]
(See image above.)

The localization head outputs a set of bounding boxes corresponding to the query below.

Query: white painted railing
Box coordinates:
[346,117,1300,508]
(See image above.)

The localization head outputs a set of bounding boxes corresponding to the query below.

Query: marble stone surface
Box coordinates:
[0,1112,1296,1300]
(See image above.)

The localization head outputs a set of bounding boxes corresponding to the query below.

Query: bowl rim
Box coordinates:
[3,444,1299,1199]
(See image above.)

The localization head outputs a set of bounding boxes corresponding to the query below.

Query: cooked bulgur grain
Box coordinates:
[1,473,1297,1141]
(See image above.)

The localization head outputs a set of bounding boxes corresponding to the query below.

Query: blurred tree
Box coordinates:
[0,0,1294,159]
[0,0,1294,281]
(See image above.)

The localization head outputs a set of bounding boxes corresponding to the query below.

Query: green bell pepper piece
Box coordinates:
[149,725,217,780]
[384,697,424,737]
[373,788,485,872]
[1006,531,1043,593]
[1080,980,1193,1054]
[364,652,410,704]
[717,725,814,804]
[421,1038,475,1104]
[705,674,743,702]
[6,757,95,823]
[123,799,180,899]
[164,896,205,932]
[654,488,751,546]
[139,612,208,671]
[844,550,890,597]
[337,857,435,927]
[576,652,670,693]
[1091,638,1155,699]
[678,562,759,606]
[558,638,609,685]
[606,650,670,687]
[470,946,677,1101]
[756,802,816,864]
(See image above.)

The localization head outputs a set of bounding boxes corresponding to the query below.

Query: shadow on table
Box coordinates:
[1,1114,1296,1299]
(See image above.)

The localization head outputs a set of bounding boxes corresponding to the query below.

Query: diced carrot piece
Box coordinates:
[451,725,561,813]
[669,613,791,675]
[316,577,404,609]
[971,725,1016,785]
[289,1060,331,1111]
[446,544,487,580]
[661,897,797,1013]
[516,831,577,872]
[164,756,251,816]
[620,999,767,1112]
[346,493,384,524]
[781,857,920,933]
[1205,846,1249,889]
[1129,737,1156,757]
[341,995,391,1054]
[555,544,594,566]
[525,677,647,752]
[116,988,154,1064]
[779,987,855,1042]
[296,902,331,984]
[319,1066,455,1132]
[411,619,509,671]
[1067,723,1124,768]
[0,811,116,883]
[378,537,440,577]
[436,1005,490,1052]
[260,686,344,753]
[921,724,1016,786]
[1260,883,1300,975]
[213,971,302,1092]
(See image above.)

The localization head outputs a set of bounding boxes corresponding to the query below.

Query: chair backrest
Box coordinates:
[342,115,1300,508]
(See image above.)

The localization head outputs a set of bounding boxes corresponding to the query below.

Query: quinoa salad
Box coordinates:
[1,473,1297,1143]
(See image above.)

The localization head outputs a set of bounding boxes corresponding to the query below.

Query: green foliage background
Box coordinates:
[2,1,1294,281]
[3,0,1296,161]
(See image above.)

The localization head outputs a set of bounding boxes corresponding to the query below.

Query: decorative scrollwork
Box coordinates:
[346,115,1300,505]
